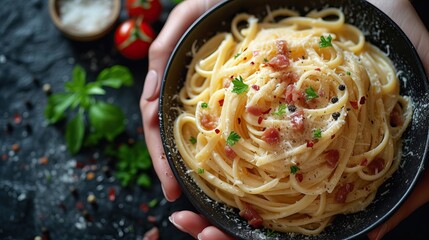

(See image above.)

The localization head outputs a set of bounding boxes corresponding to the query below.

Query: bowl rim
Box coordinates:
[48,0,121,41]
[159,0,429,239]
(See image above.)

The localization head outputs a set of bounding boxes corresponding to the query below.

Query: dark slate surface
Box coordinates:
[0,0,428,240]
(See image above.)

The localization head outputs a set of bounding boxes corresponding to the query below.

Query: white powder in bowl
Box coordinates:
[59,0,113,33]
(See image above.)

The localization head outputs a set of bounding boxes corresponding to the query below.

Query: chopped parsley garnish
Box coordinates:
[263,58,269,63]
[290,165,300,174]
[201,102,208,108]
[313,128,322,139]
[234,52,242,59]
[197,168,205,174]
[305,86,319,101]
[189,136,197,144]
[319,34,333,48]
[226,131,241,146]
[266,229,279,237]
[287,104,297,112]
[332,112,341,120]
[346,71,351,76]
[273,103,287,116]
[232,76,249,94]
[148,198,158,208]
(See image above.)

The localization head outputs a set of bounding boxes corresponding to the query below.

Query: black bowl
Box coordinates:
[159,0,429,239]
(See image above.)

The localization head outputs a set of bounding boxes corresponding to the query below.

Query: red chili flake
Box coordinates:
[243,47,248,51]
[147,215,158,224]
[58,202,67,212]
[215,129,220,134]
[136,126,144,135]
[250,61,255,65]
[251,85,260,91]
[244,57,247,60]
[315,68,321,71]
[360,159,368,166]
[12,143,20,152]
[238,118,241,124]
[140,203,149,212]
[2,154,7,161]
[359,96,366,105]
[306,140,314,148]
[218,99,224,106]
[13,113,22,124]
[295,173,303,182]
[230,75,234,79]
[75,201,84,210]
[86,172,95,181]
[258,117,263,124]
[108,188,116,202]
[350,101,358,109]
[75,161,85,169]
[39,156,49,165]
[82,210,93,222]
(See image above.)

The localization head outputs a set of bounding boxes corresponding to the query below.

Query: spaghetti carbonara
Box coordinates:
[173,7,412,235]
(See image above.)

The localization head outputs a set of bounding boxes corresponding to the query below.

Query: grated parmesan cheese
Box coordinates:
[59,0,113,33]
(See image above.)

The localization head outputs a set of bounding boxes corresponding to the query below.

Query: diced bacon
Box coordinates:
[275,39,288,55]
[267,55,290,69]
[335,183,354,203]
[390,107,403,127]
[359,96,366,105]
[262,127,281,144]
[258,117,263,124]
[200,114,218,130]
[367,157,385,175]
[279,72,298,84]
[290,109,305,132]
[285,84,304,104]
[325,149,340,168]
[225,145,237,159]
[246,106,264,116]
[239,204,263,228]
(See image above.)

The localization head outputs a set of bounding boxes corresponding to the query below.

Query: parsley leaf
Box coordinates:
[305,87,319,101]
[266,229,278,237]
[234,52,241,59]
[189,136,197,144]
[148,198,159,208]
[226,131,241,146]
[313,128,322,139]
[319,35,333,48]
[290,165,300,174]
[232,76,248,94]
[107,141,152,187]
[201,102,208,108]
[197,168,205,174]
[273,103,287,116]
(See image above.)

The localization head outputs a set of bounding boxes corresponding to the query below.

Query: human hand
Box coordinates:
[141,0,429,239]
[366,1,429,239]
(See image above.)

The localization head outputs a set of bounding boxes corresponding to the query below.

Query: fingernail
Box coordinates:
[197,233,203,240]
[168,212,186,232]
[161,184,173,202]
[143,70,160,101]
[375,224,388,240]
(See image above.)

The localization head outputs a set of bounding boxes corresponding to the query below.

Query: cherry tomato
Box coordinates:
[126,0,162,23]
[114,18,155,60]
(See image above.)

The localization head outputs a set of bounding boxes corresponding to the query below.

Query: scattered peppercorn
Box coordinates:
[25,100,33,110]
[5,122,13,134]
[69,187,79,199]
[82,210,93,222]
[332,112,341,120]
[287,104,296,112]
[42,83,52,95]
[24,123,32,135]
[87,194,98,210]
[331,97,338,104]
[86,172,95,180]
[102,165,111,177]
[12,143,20,152]
[39,156,49,165]
[338,84,346,91]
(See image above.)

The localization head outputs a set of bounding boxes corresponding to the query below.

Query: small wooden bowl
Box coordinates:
[48,0,121,41]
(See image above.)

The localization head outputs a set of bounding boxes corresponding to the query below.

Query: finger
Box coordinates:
[367,169,429,240]
[141,97,181,201]
[144,0,223,101]
[168,211,211,238]
[197,226,235,240]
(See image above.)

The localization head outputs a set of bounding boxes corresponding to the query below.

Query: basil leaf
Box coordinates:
[66,65,86,92]
[44,93,75,123]
[66,111,85,155]
[96,65,133,88]
[85,82,106,95]
[89,102,125,141]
